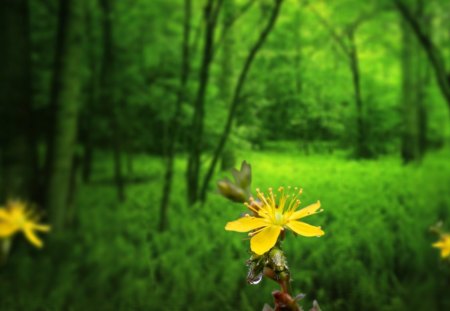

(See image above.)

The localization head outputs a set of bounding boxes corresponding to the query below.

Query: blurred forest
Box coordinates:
[1,0,450,310]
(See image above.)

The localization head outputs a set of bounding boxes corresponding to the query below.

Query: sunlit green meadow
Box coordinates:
[1,148,449,310]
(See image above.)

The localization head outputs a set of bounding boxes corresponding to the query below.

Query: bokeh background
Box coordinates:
[1,0,450,310]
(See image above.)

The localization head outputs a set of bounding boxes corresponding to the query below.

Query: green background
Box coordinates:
[1,0,450,310]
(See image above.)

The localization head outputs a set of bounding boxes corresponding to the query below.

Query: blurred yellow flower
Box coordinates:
[0,200,50,248]
[433,234,450,259]
[225,187,324,255]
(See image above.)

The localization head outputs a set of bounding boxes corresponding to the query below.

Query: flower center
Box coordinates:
[273,210,285,225]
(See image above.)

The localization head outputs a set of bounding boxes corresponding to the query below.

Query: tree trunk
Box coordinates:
[401,18,420,163]
[348,30,369,158]
[308,7,370,158]
[159,0,192,231]
[395,0,450,109]
[99,0,126,202]
[186,0,223,205]
[0,0,35,201]
[293,7,303,96]
[46,0,86,229]
[199,0,284,202]
[400,0,429,163]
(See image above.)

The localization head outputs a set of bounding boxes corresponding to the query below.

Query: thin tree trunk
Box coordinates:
[199,0,284,202]
[293,7,303,96]
[416,0,429,158]
[46,0,85,229]
[186,0,223,205]
[309,7,370,158]
[159,0,192,231]
[0,0,34,201]
[348,30,369,158]
[400,17,420,163]
[401,0,429,163]
[99,0,126,202]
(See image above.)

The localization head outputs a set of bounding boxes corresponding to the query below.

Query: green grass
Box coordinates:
[1,150,450,310]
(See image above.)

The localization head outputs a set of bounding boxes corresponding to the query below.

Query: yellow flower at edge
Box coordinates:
[225,187,325,255]
[432,234,450,259]
[0,200,50,248]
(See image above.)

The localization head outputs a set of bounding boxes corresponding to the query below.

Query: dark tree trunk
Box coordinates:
[401,17,420,163]
[186,0,223,205]
[348,30,369,158]
[0,0,35,201]
[99,0,126,202]
[46,0,86,229]
[199,0,284,202]
[400,0,429,163]
[159,0,192,231]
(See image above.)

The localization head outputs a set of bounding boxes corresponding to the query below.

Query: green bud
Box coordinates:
[231,161,252,196]
[217,179,247,203]
[217,161,253,203]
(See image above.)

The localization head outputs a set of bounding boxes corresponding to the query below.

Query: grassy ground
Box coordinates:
[1,149,450,310]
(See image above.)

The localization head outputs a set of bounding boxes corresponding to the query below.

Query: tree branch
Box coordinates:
[199,0,285,202]
[394,0,450,107]
[306,4,352,59]
[213,0,257,56]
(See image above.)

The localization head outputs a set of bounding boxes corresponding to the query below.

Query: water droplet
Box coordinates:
[247,272,263,285]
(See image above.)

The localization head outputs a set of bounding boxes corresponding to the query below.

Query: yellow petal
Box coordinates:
[286,220,325,237]
[0,223,17,238]
[442,248,450,258]
[432,241,444,249]
[290,201,321,220]
[23,226,43,248]
[0,209,9,220]
[225,216,268,232]
[0,210,18,237]
[32,224,51,232]
[250,225,281,255]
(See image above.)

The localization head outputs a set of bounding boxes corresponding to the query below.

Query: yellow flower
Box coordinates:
[432,234,450,259]
[225,187,325,255]
[0,200,50,248]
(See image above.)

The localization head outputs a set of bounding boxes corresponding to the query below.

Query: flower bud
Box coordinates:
[217,179,247,203]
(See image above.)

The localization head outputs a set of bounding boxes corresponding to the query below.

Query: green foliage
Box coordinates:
[2,0,450,309]
[2,150,450,310]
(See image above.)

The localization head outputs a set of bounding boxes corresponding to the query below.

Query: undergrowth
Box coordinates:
[1,150,449,310]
